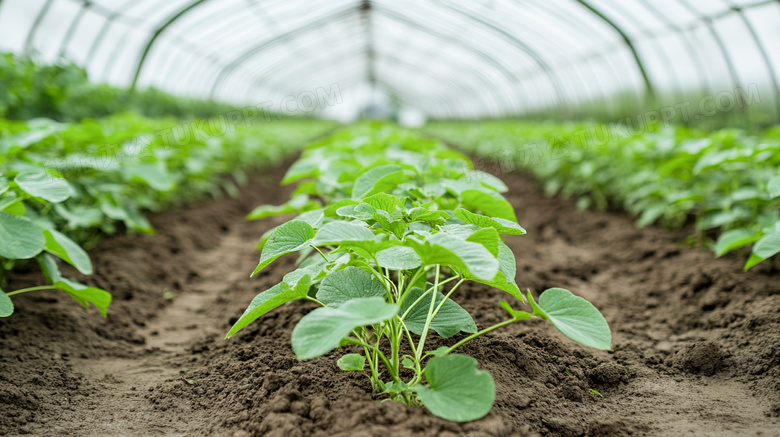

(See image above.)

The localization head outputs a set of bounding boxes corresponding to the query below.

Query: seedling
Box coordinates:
[228,124,611,422]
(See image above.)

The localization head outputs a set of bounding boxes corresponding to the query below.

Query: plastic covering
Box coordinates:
[0,0,778,120]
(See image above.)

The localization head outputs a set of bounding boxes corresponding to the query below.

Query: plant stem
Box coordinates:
[415,265,440,362]
[310,245,330,262]
[6,285,60,296]
[344,338,398,382]
[442,319,517,356]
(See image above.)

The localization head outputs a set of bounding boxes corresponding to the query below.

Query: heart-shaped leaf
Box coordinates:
[400,287,476,338]
[0,211,45,260]
[53,278,112,317]
[43,229,92,275]
[0,287,13,317]
[460,190,516,222]
[337,353,365,371]
[352,165,405,200]
[15,171,72,203]
[252,220,315,276]
[376,246,422,270]
[454,208,526,235]
[291,297,398,360]
[415,354,495,422]
[317,266,386,307]
[227,275,311,338]
[532,288,611,350]
[408,233,498,281]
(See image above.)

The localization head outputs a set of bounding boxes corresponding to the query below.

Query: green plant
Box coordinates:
[426,121,780,270]
[227,123,611,422]
[0,113,335,317]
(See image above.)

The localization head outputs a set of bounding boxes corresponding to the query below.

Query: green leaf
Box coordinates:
[252,220,315,276]
[402,356,415,369]
[460,190,517,222]
[53,278,112,317]
[400,287,476,338]
[227,275,311,338]
[311,221,375,245]
[38,253,62,283]
[408,233,498,281]
[246,195,320,220]
[533,288,611,350]
[414,355,495,422]
[454,208,526,235]
[43,229,92,275]
[0,287,13,317]
[752,231,780,259]
[337,353,365,371]
[291,297,398,360]
[465,227,500,257]
[362,192,402,213]
[376,246,422,270]
[352,165,405,200]
[768,175,780,199]
[14,171,72,203]
[316,266,386,307]
[714,229,761,257]
[324,199,359,218]
[744,253,765,270]
[123,163,175,192]
[0,193,25,216]
[0,211,45,259]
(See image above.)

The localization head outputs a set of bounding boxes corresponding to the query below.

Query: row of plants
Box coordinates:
[0,112,336,317]
[230,122,611,422]
[425,121,780,270]
[0,53,238,121]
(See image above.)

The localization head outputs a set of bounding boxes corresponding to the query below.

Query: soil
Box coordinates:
[1,163,779,437]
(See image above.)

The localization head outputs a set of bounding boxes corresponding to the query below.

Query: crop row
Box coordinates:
[233,122,611,421]
[426,121,780,270]
[0,113,336,317]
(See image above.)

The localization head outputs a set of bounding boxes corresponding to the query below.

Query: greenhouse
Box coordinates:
[0,0,778,435]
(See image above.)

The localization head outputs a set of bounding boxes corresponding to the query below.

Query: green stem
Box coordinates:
[398,275,459,321]
[427,279,465,322]
[310,245,330,263]
[441,319,517,356]
[415,265,440,361]
[6,285,60,296]
[344,338,398,382]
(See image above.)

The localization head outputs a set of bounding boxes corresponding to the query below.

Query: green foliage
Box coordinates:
[427,121,780,270]
[0,52,237,121]
[228,123,611,422]
[0,112,335,316]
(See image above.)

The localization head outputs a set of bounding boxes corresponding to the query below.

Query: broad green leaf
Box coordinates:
[317,266,386,307]
[252,220,315,276]
[362,193,402,213]
[311,221,375,245]
[408,233,498,281]
[14,171,72,203]
[376,246,422,270]
[247,195,320,220]
[400,287,476,338]
[291,297,398,360]
[402,356,415,369]
[753,231,780,259]
[337,353,365,371]
[324,199,359,218]
[454,208,526,235]
[0,176,8,195]
[415,355,495,422]
[38,253,62,283]
[123,164,175,192]
[43,229,92,275]
[226,275,311,338]
[533,288,611,350]
[352,165,405,200]
[53,278,112,317]
[744,253,765,270]
[714,229,761,257]
[460,190,517,222]
[464,240,524,302]
[0,287,13,317]
[0,193,25,216]
[0,211,45,259]
[465,227,500,257]
[767,175,780,199]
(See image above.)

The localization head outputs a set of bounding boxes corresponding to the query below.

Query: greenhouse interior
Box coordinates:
[0,0,779,435]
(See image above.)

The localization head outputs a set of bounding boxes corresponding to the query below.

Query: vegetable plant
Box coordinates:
[228,123,611,422]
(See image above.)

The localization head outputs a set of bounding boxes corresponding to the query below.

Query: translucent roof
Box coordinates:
[0,0,778,120]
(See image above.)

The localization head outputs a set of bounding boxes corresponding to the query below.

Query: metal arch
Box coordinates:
[635,0,713,96]
[430,0,567,116]
[722,0,780,122]
[130,0,212,90]
[58,0,89,59]
[84,0,136,66]
[230,28,513,115]
[22,0,54,55]
[573,0,656,103]
[208,5,523,112]
[207,5,358,100]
